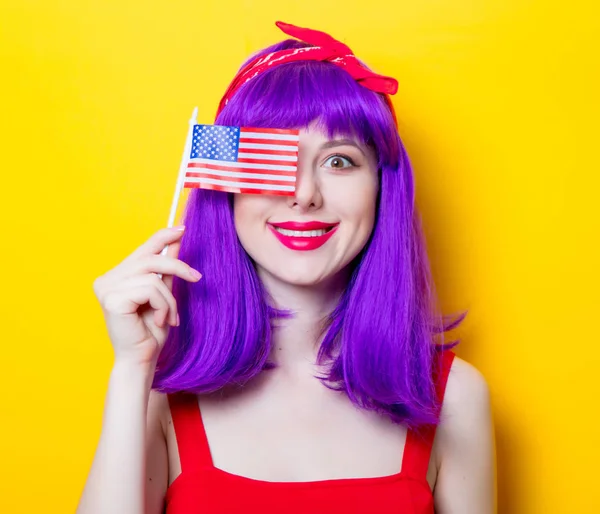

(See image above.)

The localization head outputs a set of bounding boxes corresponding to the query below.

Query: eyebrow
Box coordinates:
[320,138,366,156]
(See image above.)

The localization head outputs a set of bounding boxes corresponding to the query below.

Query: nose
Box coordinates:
[287,160,323,212]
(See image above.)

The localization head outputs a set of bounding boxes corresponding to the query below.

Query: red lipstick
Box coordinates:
[268,221,339,251]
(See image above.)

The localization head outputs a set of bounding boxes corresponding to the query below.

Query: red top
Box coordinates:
[165,351,455,514]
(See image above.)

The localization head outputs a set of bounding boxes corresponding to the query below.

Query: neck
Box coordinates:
[258,268,348,368]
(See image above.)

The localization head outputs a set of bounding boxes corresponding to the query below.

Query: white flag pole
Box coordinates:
[160,107,198,258]
[166,106,198,228]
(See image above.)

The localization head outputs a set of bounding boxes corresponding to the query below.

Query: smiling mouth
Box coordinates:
[267,221,339,251]
[270,226,335,238]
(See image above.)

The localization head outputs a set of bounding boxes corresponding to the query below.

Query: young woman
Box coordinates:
[78,21,495,514]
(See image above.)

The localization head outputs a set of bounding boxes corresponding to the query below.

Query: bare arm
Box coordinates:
[76,227,201,514]
[76,362,167,514]
[433,357,496,514]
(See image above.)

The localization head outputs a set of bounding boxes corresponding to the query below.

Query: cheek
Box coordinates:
[232,196,249,235]
[335,175,379,233]
[233,196,258,244]
[232,195,275,250]
[354,193,378,241]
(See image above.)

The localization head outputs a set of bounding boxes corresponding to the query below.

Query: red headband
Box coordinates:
[216,21,399,126]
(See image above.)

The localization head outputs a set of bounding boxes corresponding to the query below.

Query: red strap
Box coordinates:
[167,393,213,473]
[401,350,455,478]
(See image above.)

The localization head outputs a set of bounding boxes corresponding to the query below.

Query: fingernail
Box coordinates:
[176,314,180,326]
[190,268,202,280]
[173,225,185,231]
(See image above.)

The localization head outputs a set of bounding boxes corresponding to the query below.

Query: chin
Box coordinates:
[257,259,352,290]
[265,268,333,287]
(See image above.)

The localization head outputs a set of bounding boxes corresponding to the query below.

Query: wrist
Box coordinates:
[113,347,158,372]
[111,357,157,388]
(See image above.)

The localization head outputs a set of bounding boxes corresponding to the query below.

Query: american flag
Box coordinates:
[184,124,299,196]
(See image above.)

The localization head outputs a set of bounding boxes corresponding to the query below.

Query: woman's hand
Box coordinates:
[93,226,201,366]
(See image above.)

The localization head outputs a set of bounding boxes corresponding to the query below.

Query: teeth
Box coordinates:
[273,227,329,237]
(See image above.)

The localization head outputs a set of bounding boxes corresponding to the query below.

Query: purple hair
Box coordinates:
[153,39,464,427]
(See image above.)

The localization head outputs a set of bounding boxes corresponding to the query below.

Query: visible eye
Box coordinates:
[322,154,356,170]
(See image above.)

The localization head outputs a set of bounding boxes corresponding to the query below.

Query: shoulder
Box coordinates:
[444,355,490,411]
[430,356,496,511]
[436,354,492,447]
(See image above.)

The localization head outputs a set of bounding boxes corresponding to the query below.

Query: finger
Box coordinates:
[162,240,182,292]
[106,253,200,286]
[166,238,181,259]
[103,284,171,327]
[136,255,201,284]
[127,226,187,261]
[110,273,179,326]
[146,274,178,326]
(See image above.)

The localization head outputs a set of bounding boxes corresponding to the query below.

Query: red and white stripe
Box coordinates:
[184,127,299,196]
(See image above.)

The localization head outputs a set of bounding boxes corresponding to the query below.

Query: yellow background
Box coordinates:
[1,1,598,512]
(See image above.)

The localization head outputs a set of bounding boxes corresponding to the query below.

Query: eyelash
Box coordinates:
[322,154,357,169]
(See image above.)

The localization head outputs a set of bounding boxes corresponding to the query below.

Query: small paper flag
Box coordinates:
[184,124,299,196]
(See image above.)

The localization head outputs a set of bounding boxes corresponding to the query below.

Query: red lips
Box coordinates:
[268,220,339,251]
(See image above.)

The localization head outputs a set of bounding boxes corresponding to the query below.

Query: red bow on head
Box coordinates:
[216,21,398,125]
